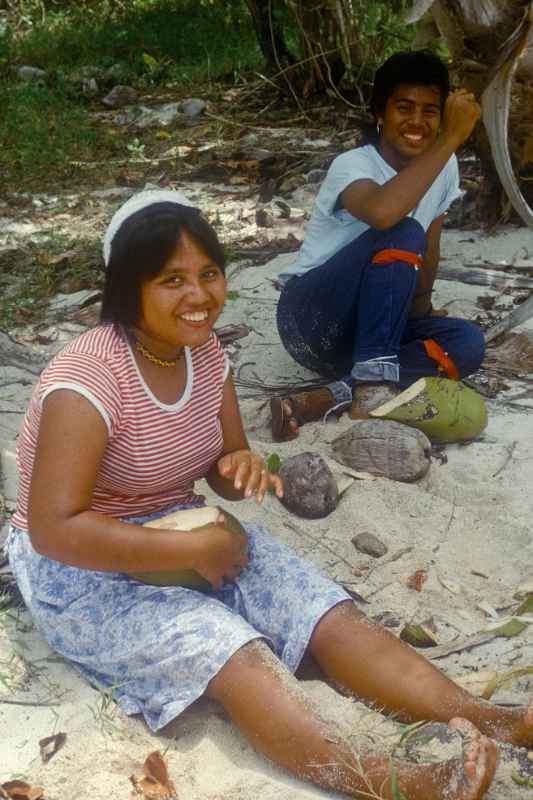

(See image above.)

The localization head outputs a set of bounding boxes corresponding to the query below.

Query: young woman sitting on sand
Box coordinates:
[271,50,486,442]
[7,190,532,800]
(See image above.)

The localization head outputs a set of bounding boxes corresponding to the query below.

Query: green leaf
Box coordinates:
[267,453,281,473]
[516,594,533,615]
[389,759,407,800]
[484,617,529,638]
[511,770,528,786]
[399,624,438,648]
[142,52,158,68]
[226,290,240,301]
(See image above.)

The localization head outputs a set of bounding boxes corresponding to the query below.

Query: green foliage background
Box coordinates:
[0,0,416,187]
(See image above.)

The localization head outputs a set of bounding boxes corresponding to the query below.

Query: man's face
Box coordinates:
[378,83,442,170]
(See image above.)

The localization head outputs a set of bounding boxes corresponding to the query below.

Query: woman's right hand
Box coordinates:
[190,514,249,590]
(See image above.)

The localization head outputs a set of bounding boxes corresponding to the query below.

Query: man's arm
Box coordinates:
[341,90,480,230]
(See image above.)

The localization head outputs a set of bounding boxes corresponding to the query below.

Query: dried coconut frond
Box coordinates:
[482,6,533,228]
[404,0,437,24]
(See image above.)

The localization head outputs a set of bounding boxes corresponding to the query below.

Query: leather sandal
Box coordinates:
[270,387,337,442]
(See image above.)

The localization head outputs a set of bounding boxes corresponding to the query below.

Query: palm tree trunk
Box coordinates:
[412,0,533,226]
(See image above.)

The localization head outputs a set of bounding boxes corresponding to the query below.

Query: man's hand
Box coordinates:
[441,89,481,148]
[217,450,284,503]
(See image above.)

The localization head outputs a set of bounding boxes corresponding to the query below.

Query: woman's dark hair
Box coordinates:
[371,49,450,119]
[100,202,226,326]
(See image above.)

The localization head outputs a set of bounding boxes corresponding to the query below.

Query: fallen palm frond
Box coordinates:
[234,362,329,399]
[406,0,533,225]
[482,4,533,228]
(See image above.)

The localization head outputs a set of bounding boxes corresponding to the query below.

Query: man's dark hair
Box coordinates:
[371,49,451,119]
[100,202,226,326]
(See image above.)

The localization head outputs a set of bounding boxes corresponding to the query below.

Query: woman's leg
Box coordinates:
[206,638,497,799]
[309,601,533,748]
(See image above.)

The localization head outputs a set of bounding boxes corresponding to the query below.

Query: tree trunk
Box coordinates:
[245,0,366,96]
[414,0,533,225]
[244,0,293,73]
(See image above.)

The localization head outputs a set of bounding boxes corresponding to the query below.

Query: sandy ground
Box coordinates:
[1,189,533,799]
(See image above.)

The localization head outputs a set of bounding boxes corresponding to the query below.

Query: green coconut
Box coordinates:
[130,506,247,590]
[369,377,488,444]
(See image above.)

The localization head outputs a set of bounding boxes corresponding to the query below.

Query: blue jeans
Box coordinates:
[276,218,485,399]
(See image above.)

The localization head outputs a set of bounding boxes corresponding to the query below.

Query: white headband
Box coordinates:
[102,189,198,266]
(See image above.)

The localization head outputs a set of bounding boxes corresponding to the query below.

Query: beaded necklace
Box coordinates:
[133,336,184,368]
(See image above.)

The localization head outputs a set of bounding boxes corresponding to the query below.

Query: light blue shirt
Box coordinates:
[279,144,461,283]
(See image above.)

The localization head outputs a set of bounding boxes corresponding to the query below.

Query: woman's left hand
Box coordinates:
[217,450,283,503]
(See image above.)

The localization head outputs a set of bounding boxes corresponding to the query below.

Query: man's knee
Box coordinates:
[450,319,485,376]
[383,217,426,253]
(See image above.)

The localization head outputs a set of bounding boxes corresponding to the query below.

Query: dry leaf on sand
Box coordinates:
[39,732,67,764]
[0,781,45,800]
[406,569,428,592]
[130,751,177,799]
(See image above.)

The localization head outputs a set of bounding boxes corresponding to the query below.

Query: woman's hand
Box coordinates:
[217,450,284,503]
[191,514,249,590]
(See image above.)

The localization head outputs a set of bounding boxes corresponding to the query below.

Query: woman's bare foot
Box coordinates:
[393,719,498,800]
[448,718,499,799]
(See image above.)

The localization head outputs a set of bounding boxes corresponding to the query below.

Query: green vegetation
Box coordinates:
[1,0,259,81]
[0,0,261,188]
[0,232,103,329]
[0,1,418,189]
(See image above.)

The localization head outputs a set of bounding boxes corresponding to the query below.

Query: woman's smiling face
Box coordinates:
[378,83,442,170]
[135,230,226,357]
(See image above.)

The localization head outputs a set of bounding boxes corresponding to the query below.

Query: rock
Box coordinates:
[180,98,207,118]
[241,133,259,146]
[17,66,47,81]
[351,532,388,558]
[133,102,180,128]
[104,63,130,84]
[81,78,99,96]
[255,208,274,228]
[49,289,101,315]
[306,168,327,184]
[332,419,431,483]
[102,85,138,108]
[279,452,338,519]
[272,197,291,219]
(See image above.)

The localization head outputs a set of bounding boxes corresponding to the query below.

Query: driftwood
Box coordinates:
[331,419,431,483]
[438,264,533,290]
[0,331,46,376]
[485,292,533,342]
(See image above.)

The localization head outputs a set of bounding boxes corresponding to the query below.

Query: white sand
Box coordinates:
[1,200,533,798]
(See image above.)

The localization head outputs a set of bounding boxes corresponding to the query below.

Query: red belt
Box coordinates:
[371,248,422,268]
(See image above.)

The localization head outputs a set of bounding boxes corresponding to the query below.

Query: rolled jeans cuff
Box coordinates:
[326,380,353,404]
[351,356,400,383]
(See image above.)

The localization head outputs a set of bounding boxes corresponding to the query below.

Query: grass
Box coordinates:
[5,0,260,83]
[0,232,104,330]
[0,0,261,188]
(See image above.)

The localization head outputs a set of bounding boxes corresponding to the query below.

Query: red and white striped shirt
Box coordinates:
[13,324,229,528]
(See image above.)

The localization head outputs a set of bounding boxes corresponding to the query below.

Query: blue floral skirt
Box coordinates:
[7,505,348,731]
